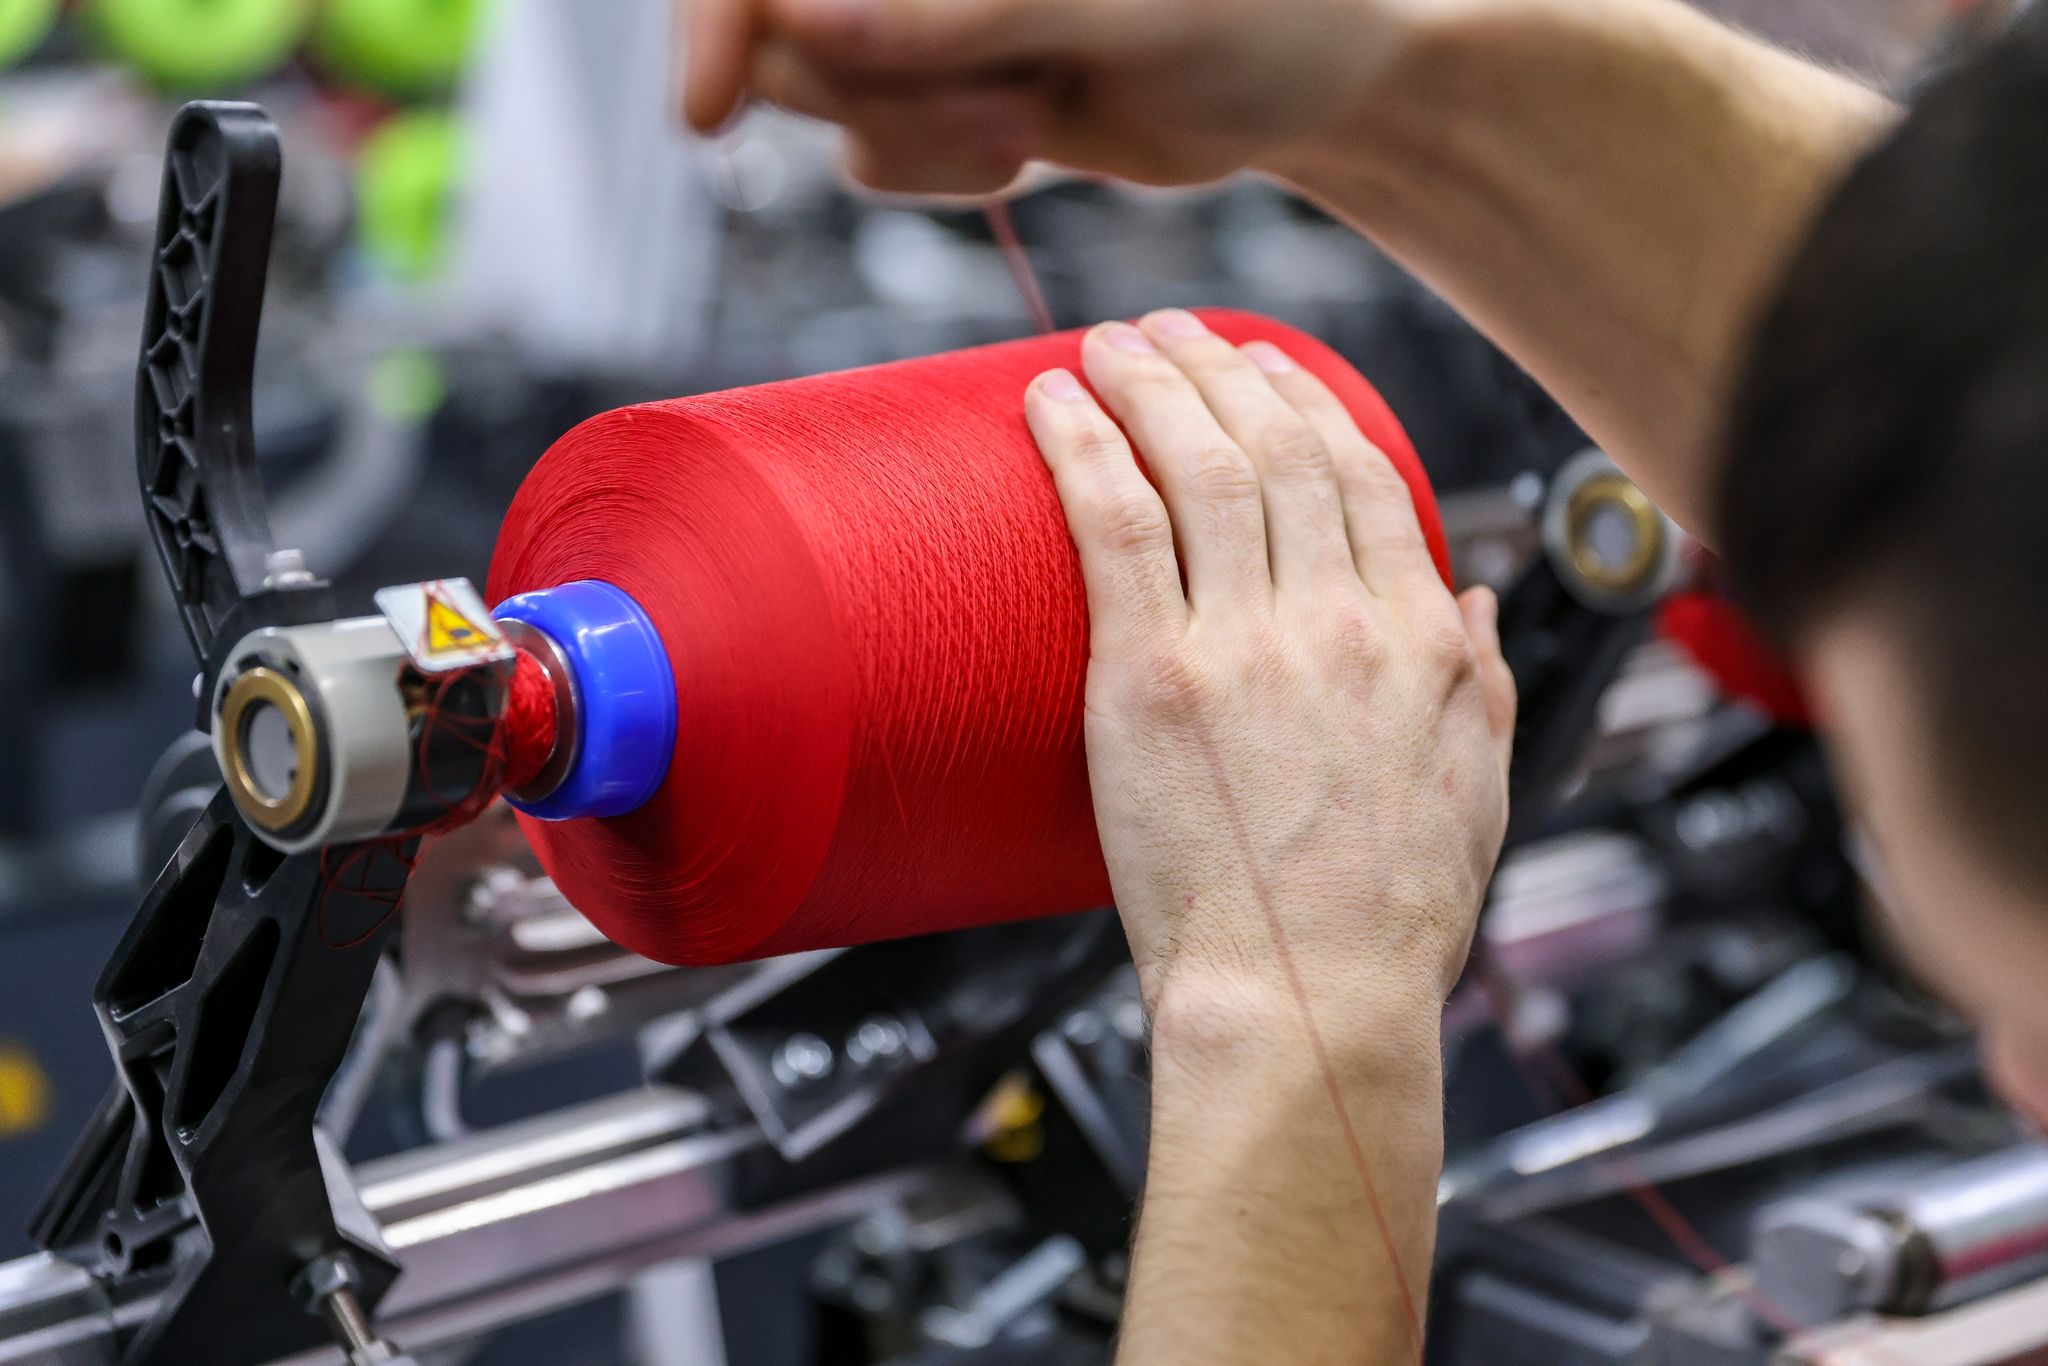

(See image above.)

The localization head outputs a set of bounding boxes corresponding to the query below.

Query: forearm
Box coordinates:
[1120,974,1447,1365]
[1270,0,1896,542]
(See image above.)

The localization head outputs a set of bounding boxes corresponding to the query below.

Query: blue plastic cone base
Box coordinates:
[494,579,676,821]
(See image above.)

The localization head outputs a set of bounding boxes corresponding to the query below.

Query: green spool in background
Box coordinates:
[89,0,312,89]
[0,0,57,70]
[357,109,461,281]
[312,0,485,97]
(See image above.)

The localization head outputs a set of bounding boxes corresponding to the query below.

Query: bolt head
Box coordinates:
[772,1032,836,1088]
[262,547,317,588]
[296,1251,361,1305]
[846,1015,909,1067]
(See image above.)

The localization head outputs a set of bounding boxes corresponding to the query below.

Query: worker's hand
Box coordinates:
[678,0,1413,194]
[1023,310,1515,1054]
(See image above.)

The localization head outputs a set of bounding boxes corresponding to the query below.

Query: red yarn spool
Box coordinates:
[487,310,1451,965]
[1658,590,1813,727]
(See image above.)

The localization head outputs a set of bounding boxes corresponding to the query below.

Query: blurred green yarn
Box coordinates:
[0,0,58,70]
[88,0,312,89]
[357,109,461,281]
[368,346,446,421]
[312,0,487,97]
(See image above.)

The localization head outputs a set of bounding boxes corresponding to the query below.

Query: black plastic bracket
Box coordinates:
[31,101,414,1365]
[135,101,334,725]
[1499,529,1657,845]
[30,796,407,1364]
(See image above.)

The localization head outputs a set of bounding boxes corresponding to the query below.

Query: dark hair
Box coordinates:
[1720,8,2048,885]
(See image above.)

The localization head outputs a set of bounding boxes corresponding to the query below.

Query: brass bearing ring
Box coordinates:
[1564,472,1664,595]
[219,666,321,833]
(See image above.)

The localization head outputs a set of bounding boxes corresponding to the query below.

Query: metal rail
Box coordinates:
[0,1088,930,1365]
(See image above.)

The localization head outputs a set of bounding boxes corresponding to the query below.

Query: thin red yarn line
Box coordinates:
[1469,954,1916,1366]
[1191,735,1428,1362]
[984,199,1056,334]
[937,212,1422,1348]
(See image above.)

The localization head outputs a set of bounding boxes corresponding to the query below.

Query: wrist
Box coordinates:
[1126,965,1447,1364]
[1146,962,1445,1110]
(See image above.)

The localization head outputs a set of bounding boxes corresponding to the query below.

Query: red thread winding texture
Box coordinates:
[487,311,1451,965]
[499,649,560,793]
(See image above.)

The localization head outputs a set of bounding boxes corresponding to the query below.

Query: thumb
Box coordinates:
[681,0,759,131]
[1458,585,1516,783]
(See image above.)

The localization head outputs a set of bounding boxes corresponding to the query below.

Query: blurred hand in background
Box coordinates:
[676,0,1421,194]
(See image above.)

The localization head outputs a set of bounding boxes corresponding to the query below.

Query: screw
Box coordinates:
[324,1286,380,1356]
[297,1252,359,1309]
[464,866,530,926]
[1063,1011,1104,1046]
[298,1254,398,1364]
[262,547,316,589]
[772,1032,836,1089]
[845,1015,909,1068]
[1674,793,1740,853]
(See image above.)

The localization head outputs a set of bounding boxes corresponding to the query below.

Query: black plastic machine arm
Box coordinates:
[31,103,415,1366]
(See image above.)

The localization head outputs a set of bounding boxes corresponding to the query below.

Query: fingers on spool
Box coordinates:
[1240,339,1441,603]
[1137,310,1352,592]
[1080,322,1270,611]
[1026,368,1188,645]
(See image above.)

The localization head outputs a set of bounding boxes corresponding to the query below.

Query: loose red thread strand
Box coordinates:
[1192,737,1429,1363]
[984,199,1056,335]
[1470,954,1913,1366]
[998,190,1423,1340]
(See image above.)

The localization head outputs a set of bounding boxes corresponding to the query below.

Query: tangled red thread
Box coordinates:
[314,650,556,950]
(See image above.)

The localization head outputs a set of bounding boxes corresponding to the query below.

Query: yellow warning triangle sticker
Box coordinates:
[425,588,489,657]
[376,578,510,673]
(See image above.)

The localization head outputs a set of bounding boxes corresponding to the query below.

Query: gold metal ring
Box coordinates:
[1564,473,1663,594]
[219,667,320,833]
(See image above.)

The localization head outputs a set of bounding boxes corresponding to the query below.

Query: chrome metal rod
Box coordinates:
[0,1087,929,1366]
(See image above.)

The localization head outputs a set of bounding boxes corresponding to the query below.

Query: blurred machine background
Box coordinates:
[11,1,2047,1364]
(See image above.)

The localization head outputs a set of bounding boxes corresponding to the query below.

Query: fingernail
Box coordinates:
[1243,341,1294,374]
[1147,308,1206,338]
[1038,368,1087,401]
[1102,322,1156,354]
